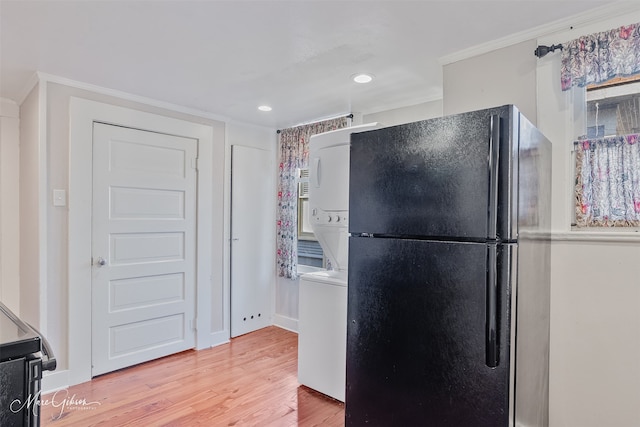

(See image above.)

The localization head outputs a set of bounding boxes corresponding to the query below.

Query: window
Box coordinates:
[297,168,324,267]
[586,124,604,139]
[276,117,346,279]
[587,77,640,137]
[556,21,640,228]
[574,76,640,227]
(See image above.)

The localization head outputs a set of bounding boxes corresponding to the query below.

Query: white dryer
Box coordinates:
[298,122,381,402]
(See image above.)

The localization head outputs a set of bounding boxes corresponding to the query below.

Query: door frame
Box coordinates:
[68,97,218,385]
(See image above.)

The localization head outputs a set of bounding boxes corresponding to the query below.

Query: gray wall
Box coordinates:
[19,80,226,387]
[363,100,443,127]
[19,86,40,327]
[443,20,640,427]
[273,100,444,332]
[0,99,20,314]
[536,11,640,426]
[443,40,538,123]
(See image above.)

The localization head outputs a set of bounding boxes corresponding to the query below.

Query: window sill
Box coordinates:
[297,265,325,275]
[552,228,640,243]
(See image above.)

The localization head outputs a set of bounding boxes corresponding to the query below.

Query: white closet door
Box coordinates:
[231,145,273,337]
[92,123,197,376]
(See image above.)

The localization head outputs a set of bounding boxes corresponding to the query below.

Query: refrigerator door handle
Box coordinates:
[486,244,499,368]
[487,115,501,240]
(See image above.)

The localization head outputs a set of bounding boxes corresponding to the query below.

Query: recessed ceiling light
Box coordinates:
[258,105,272,112]
[352,73,374,84]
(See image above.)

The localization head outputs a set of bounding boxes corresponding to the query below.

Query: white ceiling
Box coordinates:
[0,0,623,129]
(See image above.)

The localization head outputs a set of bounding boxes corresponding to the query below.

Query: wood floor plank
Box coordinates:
[41,326,345,427]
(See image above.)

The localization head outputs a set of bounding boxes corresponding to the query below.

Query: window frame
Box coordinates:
[297,169,315,241]
[296,168,325,268]
[571,76,640,229]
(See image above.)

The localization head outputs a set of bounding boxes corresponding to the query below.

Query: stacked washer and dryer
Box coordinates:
[297,123,381,402]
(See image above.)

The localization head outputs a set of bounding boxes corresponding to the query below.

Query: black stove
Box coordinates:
[0,302,56,427]
[0,304,41,360]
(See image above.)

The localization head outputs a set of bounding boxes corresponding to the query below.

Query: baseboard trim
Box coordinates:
[272,314,298,333]
[42,369,71,394]
[210,330,230,348]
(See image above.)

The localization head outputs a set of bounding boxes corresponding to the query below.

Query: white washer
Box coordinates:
[298,270,347,401]
[297,123,381,402]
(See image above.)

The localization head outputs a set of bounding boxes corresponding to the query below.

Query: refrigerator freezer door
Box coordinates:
[346,237,512,426]
[349,105,516,241]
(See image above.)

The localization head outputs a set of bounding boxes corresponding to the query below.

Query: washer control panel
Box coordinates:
[311,208,348,227]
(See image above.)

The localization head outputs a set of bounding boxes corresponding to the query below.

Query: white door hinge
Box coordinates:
[190,157,198,170]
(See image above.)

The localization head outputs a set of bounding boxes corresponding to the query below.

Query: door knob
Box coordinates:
[95,257,107,267]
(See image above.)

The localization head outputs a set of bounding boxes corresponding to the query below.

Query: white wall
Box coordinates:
[15,74,279,391]
[536,10,640,427]
[9,6,639,420]
[443,39,538,122]
[226,121,278,332]
[549,238,640,427]
[17,76,227,390]
[443,8,640,427]
[275,275,301,332]
[0,98,20,314]
[19,85,41,327]
[363,100,443,127]
[385,11,640,425]
[272,102,445,332]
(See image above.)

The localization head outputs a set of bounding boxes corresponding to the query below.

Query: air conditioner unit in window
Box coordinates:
[298,168,309,198]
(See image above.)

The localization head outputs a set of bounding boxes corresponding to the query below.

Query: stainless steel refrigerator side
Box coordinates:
[513,114,553,427]
[507,243,519,427]
[517,113,554,235]
[514,237,551,427]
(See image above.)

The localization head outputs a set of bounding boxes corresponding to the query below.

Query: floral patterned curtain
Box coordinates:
[276,117,347,279]
[575,134,640,227]
[561,23,640,91]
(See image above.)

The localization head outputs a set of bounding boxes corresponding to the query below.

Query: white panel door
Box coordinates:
[92,123,197,376]
[231,145,273,337]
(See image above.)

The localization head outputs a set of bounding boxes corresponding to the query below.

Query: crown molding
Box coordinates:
[438,1,640,66]
[0,98,19,118]
[16,72,41,106]
[23,72,230,123]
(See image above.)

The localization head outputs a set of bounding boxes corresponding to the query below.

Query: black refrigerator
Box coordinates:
[346,105,551,426]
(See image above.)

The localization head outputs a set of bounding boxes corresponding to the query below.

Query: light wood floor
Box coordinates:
[41,326,345,426]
